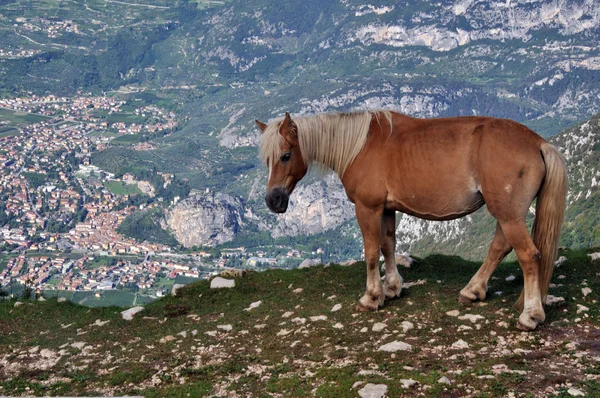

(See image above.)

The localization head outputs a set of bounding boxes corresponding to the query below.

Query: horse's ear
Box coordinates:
[255,120,267,133]
[280,112,297,142]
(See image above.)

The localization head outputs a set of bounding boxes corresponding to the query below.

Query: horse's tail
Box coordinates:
[516,142,567,310]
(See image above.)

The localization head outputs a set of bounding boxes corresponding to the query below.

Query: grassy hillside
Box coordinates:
[1,249,599,397]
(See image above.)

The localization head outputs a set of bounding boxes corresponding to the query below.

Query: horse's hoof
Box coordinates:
[383,284,402,299]
[458,294,475,304]
[517,311,544,331]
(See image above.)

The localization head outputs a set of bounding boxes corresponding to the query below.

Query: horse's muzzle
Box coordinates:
[266,187,289,213]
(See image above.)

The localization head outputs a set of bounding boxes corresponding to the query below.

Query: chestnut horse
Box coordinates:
[256,110,567,330]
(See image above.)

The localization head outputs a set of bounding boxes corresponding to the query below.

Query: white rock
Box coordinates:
[403,279,426,288]
[505,275,516,282]
[71,342,86,349]
[94,319,110,327]
[378,341,412,352]
[582,287,592,297]
[254,324,266,329]
[310,315,328,322]
[568,387,585,396]
[178,331,187,338]
[588,252,600,261]
[57,297,67,303]
[14,301,23,307]
[545,295,565,306]
[457,325,473,332]
[458,314,485,323]
[438,376,451,385]
[244,300,262,311]
[282,311,294,318]
[217,324,232,332]
[291,317,307,325]
[400,379,417,388]
[331,304,342,312]
[451,339,469,349]
[400,321,414,333]
[555,256,567,266]
[191,329,198,336]
[360,327,368,333]
[333,323,344,329]
[352,381,364,389]
[205,331,217,337]
[293,288,304,294]
[445,310,460,317]
[577,304,589,314]
[38,296,46,301]
[121,306,144,321]
[159,335,175,343]
[372,322,387,332]
[210,277,235,289]
[277,329,292,336]
[358,383,388,398]
[171,283,185,296]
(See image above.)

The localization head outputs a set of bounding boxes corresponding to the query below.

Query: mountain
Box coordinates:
[1,0,600,258]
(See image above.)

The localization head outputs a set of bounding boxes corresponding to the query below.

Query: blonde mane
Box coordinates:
[259,110,392,178]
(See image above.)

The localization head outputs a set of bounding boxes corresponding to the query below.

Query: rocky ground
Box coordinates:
[0,249,598,397]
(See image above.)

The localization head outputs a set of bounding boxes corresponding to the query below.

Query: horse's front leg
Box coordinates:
[381,209,403,299]
[355,203,385,311]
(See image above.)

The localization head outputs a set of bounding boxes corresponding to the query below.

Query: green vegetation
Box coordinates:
[0,108,51,126]
[110,134,141,145]
[103,180,143,196]
[116,208,178,246]
[1,249,598,396]
[22,172,48,189]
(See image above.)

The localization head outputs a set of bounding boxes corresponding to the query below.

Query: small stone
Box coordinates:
[582,287,592,297]
[396,253,415,268]
[438,376,451,385]
[178,331,187,338]
[291,317,306,325]
[446,310,460,317]
[358,383,387,398]
[210,277,235,289]
[171,284,185,296]
[400,321,414,333]
[245,300,262,311]
[159,335,175,343]
[378,341,412,352]
[310,315,327,322]
[282,311,293,318]
[277,329,292,336]
[352,381,364,389]
[205,331,217,337]
[505,275,516,282]
[588,252,600,261]
[451,339,469,349]
[71,342,86,349]
[191,329,198,336]
[577,304,589,314]
[400,379,417,388]
[217,324,232,332]
[94,319,110,327]
[121,306,144,321]
[545,295,566,306]
[331,304,342,312]
[360,327,368,333]
[327,295,337,300]
[555,256,567,266]
[299,259,318,269]
[14,301,24,307]
[38,296,46,301]
[57,297,67,303]
[254,324,266,329]
[457,325,473,332]
[458,314,485,323]
[372,322,387,332]
[567,387,585,396]
[333,322,344,329]
[293,288,304,294]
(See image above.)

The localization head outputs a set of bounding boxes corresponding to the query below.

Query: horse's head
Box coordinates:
[256,112,308,213]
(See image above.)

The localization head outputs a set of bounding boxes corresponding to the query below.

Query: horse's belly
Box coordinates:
[386,188,484,221]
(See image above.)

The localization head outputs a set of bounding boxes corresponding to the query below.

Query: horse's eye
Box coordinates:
[281,152,291,162]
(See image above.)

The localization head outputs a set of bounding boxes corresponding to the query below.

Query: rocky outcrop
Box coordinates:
[271,175,355,238]
[166,191,245,247]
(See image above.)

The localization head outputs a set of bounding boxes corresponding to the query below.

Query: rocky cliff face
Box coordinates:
[165,191,246,247]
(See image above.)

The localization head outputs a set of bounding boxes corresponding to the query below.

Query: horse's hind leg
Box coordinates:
[381,209,402,299]
[499,221,545,330]
[459,222,511,303]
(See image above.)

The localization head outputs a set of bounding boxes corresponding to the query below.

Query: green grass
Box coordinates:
[1,248,599,397]
[110,134,141,145]
[107,113,146,124]
[0,108,52,126]
[103,180,143,195]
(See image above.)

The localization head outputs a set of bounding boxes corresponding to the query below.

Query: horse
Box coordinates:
[255,110,567,331]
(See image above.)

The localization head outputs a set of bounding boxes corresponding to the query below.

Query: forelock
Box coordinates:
[259,118,285,167]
